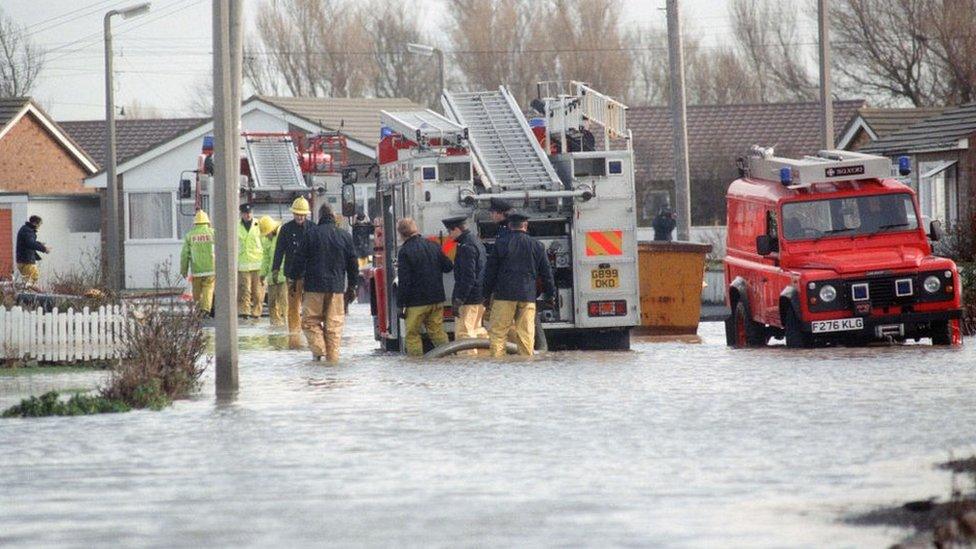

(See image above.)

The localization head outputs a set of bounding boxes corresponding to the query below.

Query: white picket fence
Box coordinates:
[0,305,128,362]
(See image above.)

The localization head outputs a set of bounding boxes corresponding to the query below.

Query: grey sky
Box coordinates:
[7,0,749,120]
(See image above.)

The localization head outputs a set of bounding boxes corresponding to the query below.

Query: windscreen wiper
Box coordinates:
[813,227,854,241]
[869,222,909,235]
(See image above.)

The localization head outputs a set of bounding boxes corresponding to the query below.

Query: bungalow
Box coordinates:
[61,95,419,289]
[859,102,976,229]
[628,100,866,227]
[837,106,946,151]
[0,97,99,282]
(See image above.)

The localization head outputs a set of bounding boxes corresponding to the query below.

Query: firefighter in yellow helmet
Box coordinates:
[273,196,311,345]
[238,203,265,320]
[180,209,216,313]
[259,215,288,327]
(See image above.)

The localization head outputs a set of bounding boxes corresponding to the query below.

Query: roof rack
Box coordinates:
[746,146,891,189]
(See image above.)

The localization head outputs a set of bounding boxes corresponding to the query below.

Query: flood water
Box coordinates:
[1,304,973,547]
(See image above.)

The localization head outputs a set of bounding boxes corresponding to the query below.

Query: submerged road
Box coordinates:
[1,304,972,547]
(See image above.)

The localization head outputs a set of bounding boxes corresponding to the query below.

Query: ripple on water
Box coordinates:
[1,304,972,547]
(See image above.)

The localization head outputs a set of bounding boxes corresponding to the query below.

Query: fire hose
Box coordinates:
[423,314,548,358]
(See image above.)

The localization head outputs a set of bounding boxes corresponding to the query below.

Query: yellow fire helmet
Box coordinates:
[193,209,211,225]
[291,196,311,215]
[258,215,279,236]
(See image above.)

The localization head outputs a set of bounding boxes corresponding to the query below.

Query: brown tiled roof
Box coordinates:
[629,99,865,183]
[860,102,976,155]
[59,117,208,169]
[857,107,946,138]
[255,95,421,147]
[0,97,30,129]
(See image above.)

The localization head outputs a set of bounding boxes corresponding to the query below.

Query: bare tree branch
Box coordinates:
[0,8,45,98]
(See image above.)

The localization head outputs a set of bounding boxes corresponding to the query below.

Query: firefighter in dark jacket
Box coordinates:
[272,196,311,346]
[484,212,556,356]
[396,217,454,356]
[488,198,513,256]
[289,203,358,362]
[15,215,50,285]
[443,215,487,354]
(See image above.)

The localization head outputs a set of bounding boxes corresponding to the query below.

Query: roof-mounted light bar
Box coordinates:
[746,146,892,188]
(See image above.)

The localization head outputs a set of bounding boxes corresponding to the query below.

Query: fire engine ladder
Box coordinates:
[243,134,307,190]
[442,86,561,192]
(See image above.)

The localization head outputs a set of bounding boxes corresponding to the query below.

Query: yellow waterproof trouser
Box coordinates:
[267,282,288,326]
[17,263,39,284]
[404,304,449,357]
[287,279,304,348]
[238,270,264,318]
[191,275,215,313]
[489,300,536,356]
[302,292,345,362]
[455,304,488,356]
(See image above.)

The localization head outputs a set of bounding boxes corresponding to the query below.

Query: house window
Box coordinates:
[918,160,957,225]
[128,192,174,240]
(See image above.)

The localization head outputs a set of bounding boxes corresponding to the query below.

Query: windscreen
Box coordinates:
[781,193,918,241]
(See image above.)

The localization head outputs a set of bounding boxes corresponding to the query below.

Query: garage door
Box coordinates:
[0,209,11,278]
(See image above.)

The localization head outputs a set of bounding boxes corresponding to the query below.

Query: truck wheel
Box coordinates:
[931,320,952,346]
[727,301,767,348]
[783,307,813,349]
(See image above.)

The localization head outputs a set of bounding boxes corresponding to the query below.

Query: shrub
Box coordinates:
[101,264,209,406]
[2,391,130,418]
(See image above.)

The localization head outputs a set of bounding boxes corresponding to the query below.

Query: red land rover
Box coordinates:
[724,147,963,348]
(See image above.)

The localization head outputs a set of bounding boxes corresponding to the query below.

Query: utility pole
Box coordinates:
[213,0,243,394]
[818,0,834,149]
[666,0,691,241]
[104,3,151,290]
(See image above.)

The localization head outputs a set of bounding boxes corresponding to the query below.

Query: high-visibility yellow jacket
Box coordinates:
[180,224,215,277]
[238,220,264,272]
[261,233,286,284]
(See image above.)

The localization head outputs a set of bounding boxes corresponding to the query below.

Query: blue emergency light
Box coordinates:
[779,167,792,186]
[202,135,214,152]
[380,126,394,138]
[898,156,911,176]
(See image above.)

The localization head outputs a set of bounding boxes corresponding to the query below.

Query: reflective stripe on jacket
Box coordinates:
[181,224,216,276]
[238,220,263,272]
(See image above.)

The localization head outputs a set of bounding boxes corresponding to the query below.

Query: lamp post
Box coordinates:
[406,42,444,101]
[104,2,151,290]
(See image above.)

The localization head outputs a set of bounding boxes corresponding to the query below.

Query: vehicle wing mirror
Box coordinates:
[342,168,358,185]
[756,234,776,256]
[179,179,193,199]
[341,183,357,218]
[928,219,944,242]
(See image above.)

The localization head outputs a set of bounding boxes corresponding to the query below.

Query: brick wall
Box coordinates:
[0,112,92,194]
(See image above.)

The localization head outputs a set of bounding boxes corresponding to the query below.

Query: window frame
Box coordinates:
[125,190,178,243]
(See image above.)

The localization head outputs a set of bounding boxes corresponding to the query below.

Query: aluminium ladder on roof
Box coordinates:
[442,86,562,192]
[381,109,467,146]
[243,135,307,190]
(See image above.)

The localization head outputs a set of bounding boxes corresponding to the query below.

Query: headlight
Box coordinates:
[923,275,941,293]
[818,284,837,302]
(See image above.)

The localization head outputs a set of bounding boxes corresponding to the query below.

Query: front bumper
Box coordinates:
[803,309,962,340]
